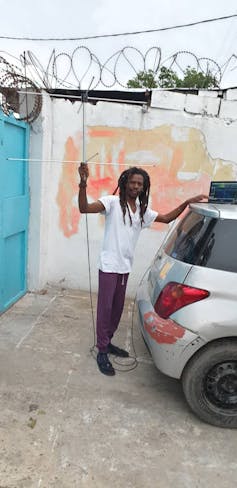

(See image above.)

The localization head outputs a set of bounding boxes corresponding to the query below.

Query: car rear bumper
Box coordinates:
[136,298,206,379]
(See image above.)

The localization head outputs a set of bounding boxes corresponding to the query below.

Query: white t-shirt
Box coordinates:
[98,195,158,273]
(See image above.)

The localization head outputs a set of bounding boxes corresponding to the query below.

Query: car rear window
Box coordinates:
[164,210,237,273]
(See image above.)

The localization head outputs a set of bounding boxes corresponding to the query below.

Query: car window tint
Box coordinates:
[164,211,237,273]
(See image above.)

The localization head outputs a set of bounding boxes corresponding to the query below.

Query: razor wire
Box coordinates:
[0,55,42,123]
[0,46,236,123]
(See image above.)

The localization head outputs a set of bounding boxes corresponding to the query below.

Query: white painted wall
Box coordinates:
[28,92,53,291]
[28,89,237,297]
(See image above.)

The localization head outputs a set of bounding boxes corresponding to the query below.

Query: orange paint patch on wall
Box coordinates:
[56,137,80,237]
[169,147,183,178]
[56,125,235,238]
[89,129,115,138]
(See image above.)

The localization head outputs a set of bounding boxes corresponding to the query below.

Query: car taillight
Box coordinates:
[154,282,209,319]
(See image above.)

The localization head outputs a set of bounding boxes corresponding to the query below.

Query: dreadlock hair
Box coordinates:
[113,167,151,226]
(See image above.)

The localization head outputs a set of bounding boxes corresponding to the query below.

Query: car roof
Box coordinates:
[189,203,237,220]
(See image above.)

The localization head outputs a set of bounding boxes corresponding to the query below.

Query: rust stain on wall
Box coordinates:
[56,125,235,237]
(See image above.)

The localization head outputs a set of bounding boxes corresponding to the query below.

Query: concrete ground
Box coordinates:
[0,288,237,488]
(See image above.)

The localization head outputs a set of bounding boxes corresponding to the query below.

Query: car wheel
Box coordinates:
[182,339,237,428]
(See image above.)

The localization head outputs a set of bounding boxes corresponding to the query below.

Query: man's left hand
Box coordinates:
[187,194,208,204]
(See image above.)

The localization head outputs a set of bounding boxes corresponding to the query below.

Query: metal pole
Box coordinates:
[79,86,97,347]
[81,90,87,164]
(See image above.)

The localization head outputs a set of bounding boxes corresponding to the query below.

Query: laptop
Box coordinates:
[208,181,237,204]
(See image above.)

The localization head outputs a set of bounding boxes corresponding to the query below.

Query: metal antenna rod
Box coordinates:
[6,156,158,167]
[7,152,99,164]
[80,77,95,162]
[82,90,87,164]
[80,77,97,350]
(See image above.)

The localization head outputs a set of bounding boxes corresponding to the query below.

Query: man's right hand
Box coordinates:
[78,163,89,182]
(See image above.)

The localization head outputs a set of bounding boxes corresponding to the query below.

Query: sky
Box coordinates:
[0,0,237,89]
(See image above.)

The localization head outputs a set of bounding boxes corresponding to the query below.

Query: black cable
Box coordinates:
[112,297,138,372]
[1,14,237,41]
[85,213,96,350]
[84,210,139,372]
[111,263,153,372]
[87,217,178,372]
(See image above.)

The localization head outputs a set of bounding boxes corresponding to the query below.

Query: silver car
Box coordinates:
[136,203,237,428]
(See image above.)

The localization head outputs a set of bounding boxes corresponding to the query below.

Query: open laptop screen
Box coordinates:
[209,181,237,204]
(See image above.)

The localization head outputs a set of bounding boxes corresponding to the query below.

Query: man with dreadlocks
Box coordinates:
[78,163,207,376]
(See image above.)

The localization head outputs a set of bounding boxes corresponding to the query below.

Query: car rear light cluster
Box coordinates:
[154,282,209,319]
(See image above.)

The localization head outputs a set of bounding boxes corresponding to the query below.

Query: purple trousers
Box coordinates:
[96,270,129,353]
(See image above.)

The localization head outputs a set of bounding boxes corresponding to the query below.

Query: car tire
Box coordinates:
[182,339,237,428]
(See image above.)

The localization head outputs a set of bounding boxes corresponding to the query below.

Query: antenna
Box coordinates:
[79,76,95,164]
[79,78,97,352]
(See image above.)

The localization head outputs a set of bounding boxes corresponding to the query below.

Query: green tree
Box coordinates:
[157,66,181,88]
[181,67,218,89]
[127,69,158,88]
[127,66,219,89]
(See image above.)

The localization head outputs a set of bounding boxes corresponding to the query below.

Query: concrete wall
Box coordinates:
[28,89,237,297]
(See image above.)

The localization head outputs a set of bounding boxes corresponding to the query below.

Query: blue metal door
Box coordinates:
[0,111,29,313]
